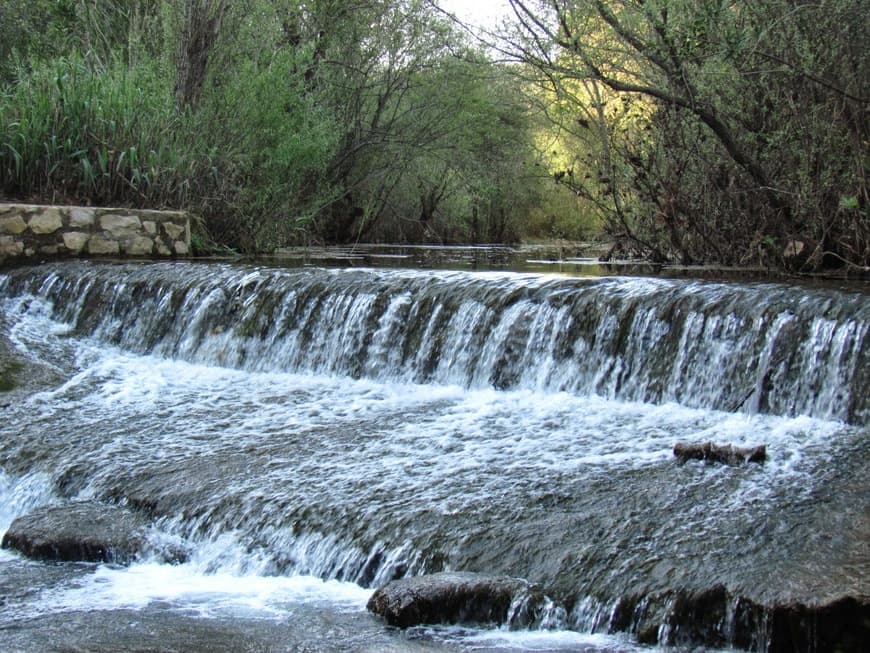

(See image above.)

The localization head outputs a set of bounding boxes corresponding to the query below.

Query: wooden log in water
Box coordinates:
[674,441,766,466]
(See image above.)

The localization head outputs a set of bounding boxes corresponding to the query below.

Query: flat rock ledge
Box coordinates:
[1,501,147,564]
[367,571,546,628]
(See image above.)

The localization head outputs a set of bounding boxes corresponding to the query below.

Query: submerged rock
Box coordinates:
[367,571,545,628]
[1,501,147,564]
[673,441,766,465]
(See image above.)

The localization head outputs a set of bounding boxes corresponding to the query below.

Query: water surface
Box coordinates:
[1,259,867,652]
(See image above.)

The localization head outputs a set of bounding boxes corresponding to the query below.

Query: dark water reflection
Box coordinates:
[260,244,870,294]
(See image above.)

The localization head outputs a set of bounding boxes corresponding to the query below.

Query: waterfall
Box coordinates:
[1,261,866,423]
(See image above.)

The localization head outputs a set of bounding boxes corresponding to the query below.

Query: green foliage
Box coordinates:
[0,54,189,206]
[0,1,166,83]
[0,0,78,83]
[6,0,864,260]
[0,49,339,251]
[288,3,546,246]
[840,196,860,212]
[351,55,543,244]
[0,0,566,250]
[524,185,602,242]
[508,0,870,269]
[199,49,340,249]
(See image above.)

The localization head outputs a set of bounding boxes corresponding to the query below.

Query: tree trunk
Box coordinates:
[175,0,227,112]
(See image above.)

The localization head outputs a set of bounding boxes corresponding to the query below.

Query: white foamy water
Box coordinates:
[0,472,55,533]
[41,562,372,617]
[5,262,867,422]
[6,311,843,518]
[1,293,856,545]
[456,629,647,652]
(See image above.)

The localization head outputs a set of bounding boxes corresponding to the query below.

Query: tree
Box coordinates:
[271,0,539,244]
[0,0,547,250]
[503,0,869,269]
[173,0,229,111]
[376,56,542,244]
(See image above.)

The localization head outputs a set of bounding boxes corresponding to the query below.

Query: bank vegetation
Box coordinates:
[1,1,866,272]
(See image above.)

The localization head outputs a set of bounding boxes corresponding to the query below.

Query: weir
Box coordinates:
[0,260,867,652]
[2,261,866,422]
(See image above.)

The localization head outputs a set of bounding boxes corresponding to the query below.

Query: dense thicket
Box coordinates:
[1,1,866,269]
[0,0,572,250]
[504,0,869,271]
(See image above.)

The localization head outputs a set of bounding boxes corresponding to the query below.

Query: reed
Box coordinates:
[0,52,339,251]
[0,54,195,209]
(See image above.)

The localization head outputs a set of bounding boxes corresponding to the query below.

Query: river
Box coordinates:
[0,255,867,652]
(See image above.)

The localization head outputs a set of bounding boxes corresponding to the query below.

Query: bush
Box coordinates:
[196,50,339,250]
[0,51,340,252]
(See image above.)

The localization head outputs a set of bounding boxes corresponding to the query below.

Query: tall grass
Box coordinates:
[0,52,340,251]
[0,55,198,209]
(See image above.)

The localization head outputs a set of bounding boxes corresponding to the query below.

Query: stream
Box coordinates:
[0,256,867,652]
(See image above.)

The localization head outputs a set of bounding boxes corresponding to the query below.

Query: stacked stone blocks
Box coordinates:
[0,204,190,260]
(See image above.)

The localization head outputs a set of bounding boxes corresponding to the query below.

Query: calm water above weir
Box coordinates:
[0,257,867,652]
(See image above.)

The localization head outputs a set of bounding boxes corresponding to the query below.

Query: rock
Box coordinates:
[0,360,22,392]
[616,587,869,651]
[27,209,63,234]
[69,207,96,227]
[100,214,142,236]
[674,441,766,466]
[783,238,808,260]
[782,238,819,270]
[627,586,733,647]
[0,327,64,393]
[626,579,863,650]
[124,235,155,256]
[162,221,186,240]
[0,235,25,257]
[63,231,90,253]
[87,236,120,255]
[0,214,28,235]
[1,501,147,564]
[762,596,870,653]
[366,571,545,628]
[0,204,190,260]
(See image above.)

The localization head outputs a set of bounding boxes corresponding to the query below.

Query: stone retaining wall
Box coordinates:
[0,204,190,262]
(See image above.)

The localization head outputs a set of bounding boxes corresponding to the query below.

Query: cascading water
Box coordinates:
[0,260,867,652]
[2,262,866,421]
